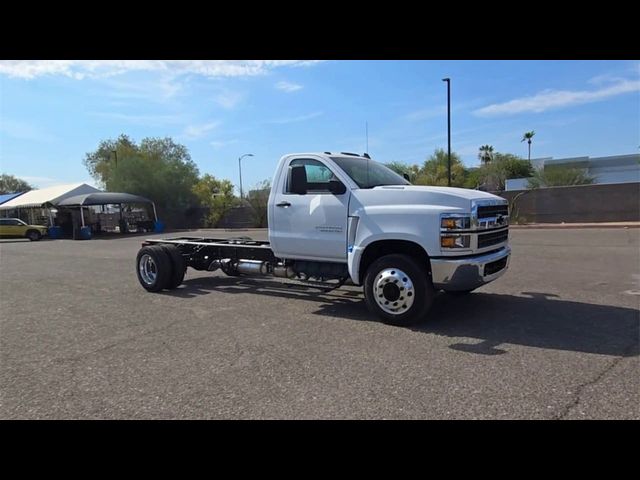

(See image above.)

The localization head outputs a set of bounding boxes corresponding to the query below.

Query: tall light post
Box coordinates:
[238,153,254,199]
[442,77,451,187]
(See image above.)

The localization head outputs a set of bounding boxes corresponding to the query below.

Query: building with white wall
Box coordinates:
[506,153,640,191]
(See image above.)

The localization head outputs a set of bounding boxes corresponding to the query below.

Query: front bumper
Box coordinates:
[430,246,511,291]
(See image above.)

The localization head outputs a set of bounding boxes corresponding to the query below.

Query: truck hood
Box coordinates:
[376,185,501,200]
[349,185,505,214]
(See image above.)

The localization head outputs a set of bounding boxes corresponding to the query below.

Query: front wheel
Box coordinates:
[363,254,435,326]
[26,230,41,241]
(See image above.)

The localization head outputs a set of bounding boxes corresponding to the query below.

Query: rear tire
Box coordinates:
[159,244,186,289]
[363,254,435,326]
[136,245,172,292]
[26,230,41,241]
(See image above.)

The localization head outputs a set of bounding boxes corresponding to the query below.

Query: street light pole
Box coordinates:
[238,153,254,199]
[442,77,451,187]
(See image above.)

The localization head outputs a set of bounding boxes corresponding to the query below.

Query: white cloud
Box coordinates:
[214,90,244,109]
[181,121,221,139]
[588,73,626,85]
[474,77,640,116]
[95,75,185,103]
[0,60,323,80]
[268,111,323,124]
[276,81,303,92]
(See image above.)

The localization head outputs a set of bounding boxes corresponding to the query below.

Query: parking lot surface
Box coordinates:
[1,228,638,419]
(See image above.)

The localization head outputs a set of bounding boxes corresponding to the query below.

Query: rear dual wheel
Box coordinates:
[159,244,186,289]
[136,244,186,292]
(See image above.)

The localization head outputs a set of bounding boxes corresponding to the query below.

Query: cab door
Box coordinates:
[269,157,350,262]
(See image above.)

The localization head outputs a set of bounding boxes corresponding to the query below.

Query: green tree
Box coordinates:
[521,131,535,161]
[478,153,533,191]
[463,168,483,189]
[192,174,238,227]
[83,135,200,220]
[383,161,419,182]
[527,165,595,188]
[478,145,494,165]
[246,179,271,227]
[414,148,467,187]
[0,174,33,194]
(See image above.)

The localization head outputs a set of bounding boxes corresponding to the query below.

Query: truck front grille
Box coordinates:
[477,204,509,219]
[477,228,509,249]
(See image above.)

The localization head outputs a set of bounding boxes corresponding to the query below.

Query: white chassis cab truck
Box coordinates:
[136,152,511,326]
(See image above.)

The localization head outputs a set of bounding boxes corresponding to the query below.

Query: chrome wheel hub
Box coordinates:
[139,254,157,285]
[373,268,415,315]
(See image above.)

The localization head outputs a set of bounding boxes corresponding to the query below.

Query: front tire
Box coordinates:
[136,245,172,292]
[364,254,435,326]
[26,230,41,241]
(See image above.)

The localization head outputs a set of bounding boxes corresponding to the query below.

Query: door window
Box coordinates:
[285,158,341,194]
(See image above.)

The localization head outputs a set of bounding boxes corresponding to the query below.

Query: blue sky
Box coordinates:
[0,60,638,192]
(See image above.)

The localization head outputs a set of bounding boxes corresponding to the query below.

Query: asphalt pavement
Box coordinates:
[1,228,638,419]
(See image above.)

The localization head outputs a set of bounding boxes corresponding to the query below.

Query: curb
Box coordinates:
[510,223,640,229]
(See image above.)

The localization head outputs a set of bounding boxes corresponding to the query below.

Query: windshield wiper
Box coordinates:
[362,183,403,188]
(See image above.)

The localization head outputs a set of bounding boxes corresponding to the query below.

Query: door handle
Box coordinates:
[276,201,291,207]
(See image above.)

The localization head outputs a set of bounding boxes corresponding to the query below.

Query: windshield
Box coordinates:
[331,156,411,188]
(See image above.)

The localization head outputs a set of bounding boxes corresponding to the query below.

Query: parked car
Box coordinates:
[0,218,48,241]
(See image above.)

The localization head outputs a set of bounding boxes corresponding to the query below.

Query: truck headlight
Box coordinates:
[440,215,471,230]
[441,235,470,248]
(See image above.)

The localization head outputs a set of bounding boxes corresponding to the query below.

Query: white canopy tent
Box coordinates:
[0,183,101,225]
[0,183,101,210]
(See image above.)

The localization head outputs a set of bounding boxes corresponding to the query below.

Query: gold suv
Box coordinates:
[0,218,48,241]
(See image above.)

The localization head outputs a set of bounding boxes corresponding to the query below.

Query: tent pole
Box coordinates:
[48,209,53,226]
[152,203,158,222]
[80,207,85,227]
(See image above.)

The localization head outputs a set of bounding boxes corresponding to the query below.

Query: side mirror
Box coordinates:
[290,165,307,195]
[403,173,411,182]
[328,179,346,195]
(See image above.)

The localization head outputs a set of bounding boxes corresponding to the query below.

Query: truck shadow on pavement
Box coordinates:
[166,276,639,357]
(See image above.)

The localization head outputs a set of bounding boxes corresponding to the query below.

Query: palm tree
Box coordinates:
[478,145,494,165]
[521,131,535,161]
